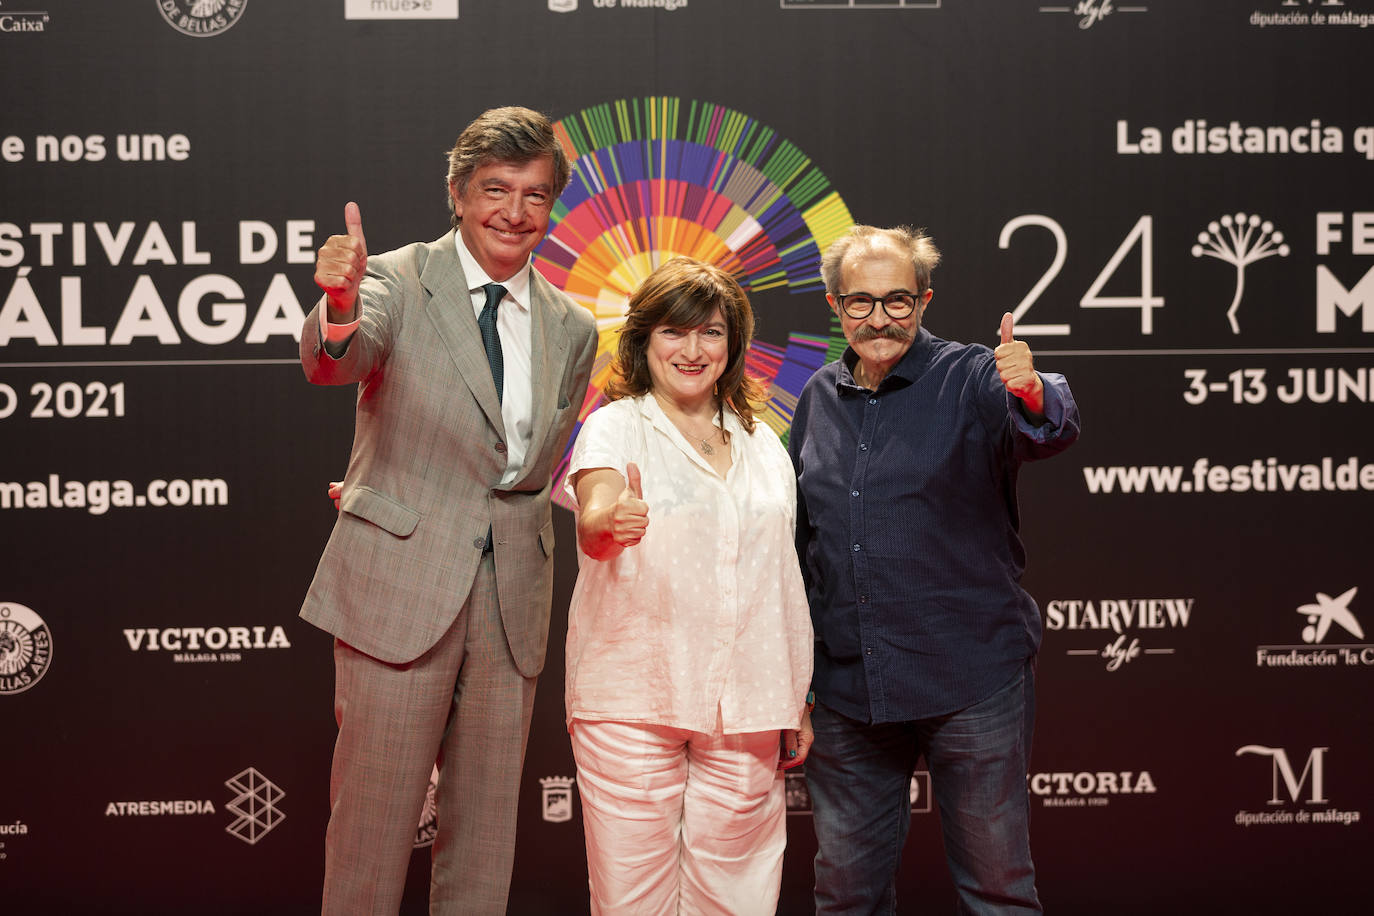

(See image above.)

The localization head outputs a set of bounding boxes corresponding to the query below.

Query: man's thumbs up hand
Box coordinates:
[315,201,369,321]
[993,311,1043,407]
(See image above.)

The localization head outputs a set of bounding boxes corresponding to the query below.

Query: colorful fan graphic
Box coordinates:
[535,97,855,507]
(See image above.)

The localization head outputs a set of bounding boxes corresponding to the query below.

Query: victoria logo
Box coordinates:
[157,0,247,37]
[123,624,290,663]
[0,602,54,695]
[1029,768,1157,808]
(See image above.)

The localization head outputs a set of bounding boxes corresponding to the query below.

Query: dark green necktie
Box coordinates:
[478,283,506,403]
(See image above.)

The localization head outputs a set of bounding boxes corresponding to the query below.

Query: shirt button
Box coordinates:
[859,595,868,604]
[868,398,877,405]
[472,537,485,549]
[851,543,861,552]
[859,443,868,451]
[865,647,873,656]
[495,442,507,454]
[850,490,859,497]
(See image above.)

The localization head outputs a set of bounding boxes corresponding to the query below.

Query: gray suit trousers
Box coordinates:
[322,553,537,915]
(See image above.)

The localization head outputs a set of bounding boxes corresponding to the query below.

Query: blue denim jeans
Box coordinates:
[807,660,1041,915]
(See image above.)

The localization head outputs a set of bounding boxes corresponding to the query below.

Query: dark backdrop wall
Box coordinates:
[3,1,1371,913]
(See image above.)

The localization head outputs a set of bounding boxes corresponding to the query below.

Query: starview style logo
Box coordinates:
[1234,745,1361,826]
[1256,587,1374,669]
[1045,598,1191,670]
[1038,1,1148,29]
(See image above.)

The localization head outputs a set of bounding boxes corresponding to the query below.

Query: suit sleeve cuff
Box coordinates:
[318,299,361,358]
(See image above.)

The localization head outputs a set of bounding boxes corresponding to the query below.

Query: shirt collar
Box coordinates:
[637,392,744,438]
[453,231,532,312]
[838,327,935,393]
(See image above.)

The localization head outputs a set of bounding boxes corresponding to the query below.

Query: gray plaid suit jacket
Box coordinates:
[299,229,598,675]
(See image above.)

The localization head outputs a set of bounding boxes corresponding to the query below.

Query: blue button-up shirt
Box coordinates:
[788,327,1080,723]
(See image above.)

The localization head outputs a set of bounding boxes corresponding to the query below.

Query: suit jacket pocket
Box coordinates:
[341,485,421,538]
[538,519,555,558]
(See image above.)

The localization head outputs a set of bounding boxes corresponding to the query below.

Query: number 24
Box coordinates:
[998,215,1164,335]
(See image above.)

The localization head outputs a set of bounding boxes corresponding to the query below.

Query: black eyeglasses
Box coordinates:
[835,290,925,320]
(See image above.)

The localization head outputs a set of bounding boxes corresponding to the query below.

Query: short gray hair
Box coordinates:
[821,225,941,294]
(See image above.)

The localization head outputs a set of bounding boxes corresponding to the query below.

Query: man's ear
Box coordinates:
[449,180,463,219]
[826,293,840,318]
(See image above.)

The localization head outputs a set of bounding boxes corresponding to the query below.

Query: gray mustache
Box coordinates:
[852,324,913,344]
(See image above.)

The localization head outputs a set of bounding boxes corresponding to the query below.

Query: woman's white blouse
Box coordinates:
[563,394,813,735]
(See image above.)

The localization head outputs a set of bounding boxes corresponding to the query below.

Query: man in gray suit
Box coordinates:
[300,106,598,914]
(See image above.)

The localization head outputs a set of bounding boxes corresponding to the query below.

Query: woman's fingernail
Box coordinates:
[789,749,797,758]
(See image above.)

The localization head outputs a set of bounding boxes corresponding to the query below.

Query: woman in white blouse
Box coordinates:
[564,256,814,916]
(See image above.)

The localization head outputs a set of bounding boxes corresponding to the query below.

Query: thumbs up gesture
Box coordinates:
[993,312,1045,415]
[314,201,368,321]
[610,462,650,548]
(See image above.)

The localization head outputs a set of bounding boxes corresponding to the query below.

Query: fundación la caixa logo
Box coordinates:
[1256,586,1373,669]
[1234,745,1361,828]
[0,1,50,33]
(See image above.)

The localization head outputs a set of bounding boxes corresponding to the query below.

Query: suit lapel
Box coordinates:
[422,232,505,436]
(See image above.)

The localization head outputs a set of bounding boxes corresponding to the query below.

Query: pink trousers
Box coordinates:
[570,719,787,916]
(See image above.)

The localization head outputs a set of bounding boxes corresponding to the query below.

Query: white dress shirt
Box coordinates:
[563,394,814,735]
[321,231,534,485]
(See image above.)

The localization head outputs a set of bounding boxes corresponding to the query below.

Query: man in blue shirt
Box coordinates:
[789,224,1080,914]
